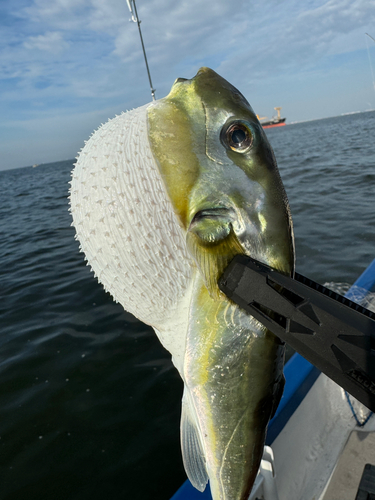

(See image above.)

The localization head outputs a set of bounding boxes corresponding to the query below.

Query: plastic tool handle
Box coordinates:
[218,254,375,413]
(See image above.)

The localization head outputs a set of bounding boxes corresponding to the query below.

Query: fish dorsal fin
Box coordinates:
[181,389,208,492]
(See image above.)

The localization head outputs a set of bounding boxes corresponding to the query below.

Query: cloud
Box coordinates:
[19,0,90,30]
[23,31,69,53]
[8,0,374,97]
[1,0,375,170]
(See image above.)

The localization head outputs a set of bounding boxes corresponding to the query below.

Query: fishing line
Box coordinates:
[127,0,156,101]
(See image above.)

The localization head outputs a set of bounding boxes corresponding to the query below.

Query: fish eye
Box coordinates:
[222,121,253,153]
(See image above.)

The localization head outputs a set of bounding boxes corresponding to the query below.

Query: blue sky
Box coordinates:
[1,0,375,170]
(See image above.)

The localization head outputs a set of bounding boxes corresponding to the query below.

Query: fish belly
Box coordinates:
[183,275,284,500]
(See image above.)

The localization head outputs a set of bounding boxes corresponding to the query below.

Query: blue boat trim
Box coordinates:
[346,258,375,297]
[170,258,375,499]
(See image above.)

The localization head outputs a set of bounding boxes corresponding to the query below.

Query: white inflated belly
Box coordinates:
[69,104,194,371]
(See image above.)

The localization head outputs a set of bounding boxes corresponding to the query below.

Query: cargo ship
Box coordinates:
[258,107,286,129]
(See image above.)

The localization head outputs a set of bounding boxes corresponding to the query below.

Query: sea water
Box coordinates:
[1,111,374,500]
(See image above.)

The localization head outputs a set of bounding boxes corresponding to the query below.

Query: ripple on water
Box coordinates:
[0,112,375,499]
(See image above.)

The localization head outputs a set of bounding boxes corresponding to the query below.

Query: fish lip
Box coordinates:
[188,207,235,230]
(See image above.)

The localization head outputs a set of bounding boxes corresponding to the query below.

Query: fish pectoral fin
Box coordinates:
[181,389,208,492]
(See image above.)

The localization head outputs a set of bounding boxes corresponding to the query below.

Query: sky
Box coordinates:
[1,0,375,171]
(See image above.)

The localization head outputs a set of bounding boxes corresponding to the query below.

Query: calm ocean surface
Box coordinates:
[1,111,375,500]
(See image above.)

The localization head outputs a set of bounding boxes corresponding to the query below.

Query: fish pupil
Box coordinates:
[231,128,246,145]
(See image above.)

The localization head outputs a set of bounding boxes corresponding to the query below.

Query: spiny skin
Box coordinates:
[70,67,294,500]
[70,105,193,371]
[148,67,294,500]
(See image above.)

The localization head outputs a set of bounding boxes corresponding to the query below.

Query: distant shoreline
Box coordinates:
[287,108,375,126]
[2,109,375,171]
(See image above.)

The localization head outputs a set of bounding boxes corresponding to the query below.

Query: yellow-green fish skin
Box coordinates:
[186,280,285,500]
[148,67,294,499]
[148,67,294,275]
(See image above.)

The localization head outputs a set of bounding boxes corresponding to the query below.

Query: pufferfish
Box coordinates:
[69,67,294,500]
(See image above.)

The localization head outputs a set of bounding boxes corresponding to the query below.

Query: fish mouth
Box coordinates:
[189,207,235,231]
[173,77,189,86]
[188,207,240,247]
[186,206,245,299]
